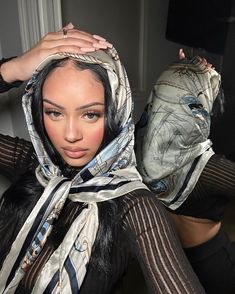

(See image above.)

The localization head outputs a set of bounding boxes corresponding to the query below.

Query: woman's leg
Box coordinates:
[184,227,235,294]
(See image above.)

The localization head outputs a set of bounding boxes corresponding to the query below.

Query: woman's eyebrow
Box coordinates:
[43,98,64,109]
[43,98,104,110]
[77,102,104,110]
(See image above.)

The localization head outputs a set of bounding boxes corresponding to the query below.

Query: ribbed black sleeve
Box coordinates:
[120,190,205,294]
[174,154,235,220]
[201,154,235,198]
[0,134,37,180]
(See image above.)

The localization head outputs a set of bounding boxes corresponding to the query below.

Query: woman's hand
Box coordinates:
[178,48,213,69]
[1,23,112,83]
[179,48,186,60]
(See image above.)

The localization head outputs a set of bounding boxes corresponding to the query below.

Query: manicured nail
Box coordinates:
[99,40,113,48]
[80,47,96,52]
[93,34,106,41]
[93,43,108,49]
[66,22,74,29]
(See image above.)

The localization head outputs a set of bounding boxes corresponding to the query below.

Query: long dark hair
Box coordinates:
[31,58,119,174]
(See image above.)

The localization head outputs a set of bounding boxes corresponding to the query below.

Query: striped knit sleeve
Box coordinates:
[121,190,205,294]
[0,134,37,180]
[200,153,235,199]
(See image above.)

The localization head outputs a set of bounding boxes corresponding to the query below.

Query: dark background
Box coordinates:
[165,0,235,158]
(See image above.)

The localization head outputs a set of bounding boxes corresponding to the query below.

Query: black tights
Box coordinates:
[174,154,235,293]
[184,227,235,294]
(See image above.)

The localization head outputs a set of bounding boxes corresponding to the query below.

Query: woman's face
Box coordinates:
[42,61,105,167]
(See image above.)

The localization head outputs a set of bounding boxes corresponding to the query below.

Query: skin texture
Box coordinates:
[169,213,221,247]
[42,61,105,167]
[0,24,112,83]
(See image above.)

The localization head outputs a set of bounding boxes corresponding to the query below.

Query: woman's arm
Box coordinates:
[0,134,36,180]
[122,190,205,293]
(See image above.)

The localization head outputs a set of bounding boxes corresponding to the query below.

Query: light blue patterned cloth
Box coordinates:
[135,56,221,210]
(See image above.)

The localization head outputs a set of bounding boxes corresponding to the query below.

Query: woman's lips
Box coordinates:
[63,148,87,159]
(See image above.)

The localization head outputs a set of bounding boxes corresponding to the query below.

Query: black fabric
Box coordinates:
[184,227,235,294]
[168,154,235,221]
[166,0,234,55]
[0,134,38,181]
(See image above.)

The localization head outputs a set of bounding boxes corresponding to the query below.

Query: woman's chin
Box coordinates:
[63,156,90,168]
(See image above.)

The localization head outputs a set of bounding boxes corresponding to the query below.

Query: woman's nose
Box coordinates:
[64,118,82,142]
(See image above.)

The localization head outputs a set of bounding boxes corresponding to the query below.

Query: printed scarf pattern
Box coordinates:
[135,56,221,210]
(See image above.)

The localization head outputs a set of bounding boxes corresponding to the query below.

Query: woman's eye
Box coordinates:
[83,112,101,121]
[44,110,62,120]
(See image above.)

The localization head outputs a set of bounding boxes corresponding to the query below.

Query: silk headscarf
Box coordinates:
[0,47,146,293]
[135,56,221,210]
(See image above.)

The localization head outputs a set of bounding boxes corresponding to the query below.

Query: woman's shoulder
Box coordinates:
[116,188,166,219]
[0,133,32,147]
[0,133,37,178]
[115,188,172,246]
[118,187,159,204]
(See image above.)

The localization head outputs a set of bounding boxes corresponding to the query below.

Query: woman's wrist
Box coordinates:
[0,58,23,91]
[0,57,19,83]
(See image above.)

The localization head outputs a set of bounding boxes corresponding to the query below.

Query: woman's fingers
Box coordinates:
[2,26,113,83]
[44,29,112,50]
[179,48,186,60]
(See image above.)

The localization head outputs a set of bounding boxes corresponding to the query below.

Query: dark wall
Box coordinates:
[158,0,235,158]
[0,1,22,57]
[61,0,141,91]
[166,0,234,55]
[210,17,235,158]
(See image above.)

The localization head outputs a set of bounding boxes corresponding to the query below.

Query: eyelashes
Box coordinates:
[43,108,103,122]
[44,109,62,120]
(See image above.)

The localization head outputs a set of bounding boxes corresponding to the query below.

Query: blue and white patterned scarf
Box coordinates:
[135,56,221,210]
[0,48,146,293]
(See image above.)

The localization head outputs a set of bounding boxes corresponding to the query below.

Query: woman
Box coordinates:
[135,55,235,293]
[0,46,205,293]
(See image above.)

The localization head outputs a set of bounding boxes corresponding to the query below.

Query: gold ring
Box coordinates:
[63,28,68,38]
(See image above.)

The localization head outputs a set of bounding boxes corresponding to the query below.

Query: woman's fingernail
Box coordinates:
[99,40,113,48]
[93,43,107,49]
[66,22,74,29]
[93,34,106,41]
[80,47,96,52]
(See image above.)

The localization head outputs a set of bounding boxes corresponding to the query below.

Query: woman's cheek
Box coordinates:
[92,126,104,146]
[44,118,59,143]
